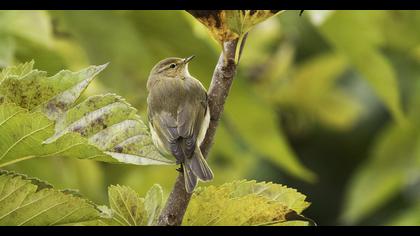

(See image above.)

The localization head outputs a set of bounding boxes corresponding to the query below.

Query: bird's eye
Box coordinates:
[169,63,176,69]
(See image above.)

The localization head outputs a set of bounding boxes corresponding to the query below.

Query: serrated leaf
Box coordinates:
[0,62,174,166]
[107,185,145,226]
[0,170,101,226]
[0,62,107,116]
[0,60,34,80]
[316,10,405,124]
[144,184,163,226]
[0,103,111,167]
[44,93,173,165]
[187,10,284,62]
[183,180,311,226]
[107,184,163,226]
[187,10,284,44]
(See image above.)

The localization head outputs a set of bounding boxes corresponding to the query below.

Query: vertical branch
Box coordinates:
[157,38,244,226]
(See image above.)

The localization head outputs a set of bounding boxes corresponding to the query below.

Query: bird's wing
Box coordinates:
[176,90,208,159]
[150,110,178,144]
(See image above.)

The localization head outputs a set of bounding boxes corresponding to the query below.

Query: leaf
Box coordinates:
[341,122,419,224]
[386,202,420,226]
[0,170,101,226]
[0,103,109,167]
[316,10,405,124]
[183,180,312,226]
[342,78,420,224]
[187,10,285,63]
[273,53,363,130]
[0,62,174,166]
[50,10,183,108]
[225,79,316,182]
[187,10,284,44]
[106,184,163,226]
[0,10,53,48]
[0,61,107,117]
[144,184,163,226]
[44,93,172,165]
[0,35,15,68]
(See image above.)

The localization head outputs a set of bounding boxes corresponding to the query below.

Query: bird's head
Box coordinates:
[149,55,195,79]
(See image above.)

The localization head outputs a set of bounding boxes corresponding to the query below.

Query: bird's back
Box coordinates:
[147,75,208,160]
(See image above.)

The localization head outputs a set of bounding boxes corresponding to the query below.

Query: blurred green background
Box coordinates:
[1,10,420,225]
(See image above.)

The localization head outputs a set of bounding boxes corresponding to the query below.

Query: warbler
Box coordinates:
[146,56,214,193]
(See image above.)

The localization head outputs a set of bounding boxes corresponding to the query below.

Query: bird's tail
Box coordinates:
[183,145,214,193]
[190,146,213,181]
[183,162,198,194]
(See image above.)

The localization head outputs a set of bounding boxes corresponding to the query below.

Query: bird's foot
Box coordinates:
[176,164,184,173]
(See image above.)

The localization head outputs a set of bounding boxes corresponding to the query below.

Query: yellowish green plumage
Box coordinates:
[146,56,213,193]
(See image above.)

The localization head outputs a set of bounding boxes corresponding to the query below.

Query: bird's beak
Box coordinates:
[183,55,195,64]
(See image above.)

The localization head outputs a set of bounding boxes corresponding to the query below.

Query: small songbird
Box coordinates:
[146,56,214,193]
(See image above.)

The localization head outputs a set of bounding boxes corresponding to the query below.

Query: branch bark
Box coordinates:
[157,37,245,226]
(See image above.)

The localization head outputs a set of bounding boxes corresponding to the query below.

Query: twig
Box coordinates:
[157,37,245,226]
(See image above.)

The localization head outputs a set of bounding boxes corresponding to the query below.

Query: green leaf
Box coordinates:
[225,80,316,182]
[144,184,163,226]
[0,35,15,68]
[0,170,101,226]
[106,184,163,226]
[316,10,405,124]
[342,79,420,224]
[49,11,154,107]
[341,123,419,224]
[0,61,106,116]
[386,202,420,226]
[0,103,110,167]
[0,62,174,166]
[0,10,53,48]
[183,180,312,226]
[273,53,363,130]
[44,93,172,165]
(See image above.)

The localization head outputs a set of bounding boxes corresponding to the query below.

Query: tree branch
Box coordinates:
[157,38,245,226]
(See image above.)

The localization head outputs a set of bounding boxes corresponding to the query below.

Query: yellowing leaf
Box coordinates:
[106,184,163,226]
[187,10,285,62]
[187,10,284,44]
[183,180,312,226]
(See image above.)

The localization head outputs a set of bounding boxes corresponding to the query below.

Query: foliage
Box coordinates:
[0,10,314,226]
[0,10,419,225]
[0,62,173,166]
[183,180,312,226]
[0,170,101,226]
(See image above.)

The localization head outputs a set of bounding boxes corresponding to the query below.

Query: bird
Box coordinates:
[146,55,214,193]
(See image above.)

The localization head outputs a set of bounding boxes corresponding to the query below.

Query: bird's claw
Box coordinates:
[176,165,183,173]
